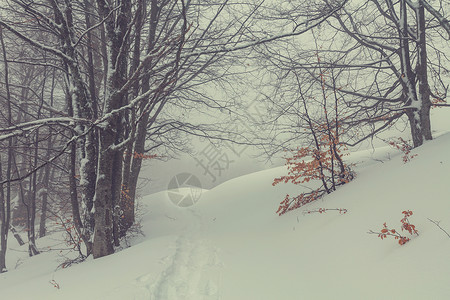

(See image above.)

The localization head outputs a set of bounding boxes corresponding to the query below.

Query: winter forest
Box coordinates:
[0,0,450,299]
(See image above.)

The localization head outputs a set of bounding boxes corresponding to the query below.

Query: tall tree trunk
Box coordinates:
[124,0,159,232]
[126,109,149,227]
[38,161,50,238]
[39,68,57,238]
[120,0,147,236]
[93,129,115,258]
[27,130,40,257]
[83,0,98,119]
[112,148,123,247]
[81,132,97,240]
[0,25,12,273]
[0,156,7,272]
[81,1,99,240]
[69,140,91,255]
[93,0,131,258]
[53,0,97,248]
[67,87,93,256]
[398,0,423,147]
[416,1,432,141]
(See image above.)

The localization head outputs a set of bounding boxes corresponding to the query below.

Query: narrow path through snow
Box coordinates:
[137,208,223,300]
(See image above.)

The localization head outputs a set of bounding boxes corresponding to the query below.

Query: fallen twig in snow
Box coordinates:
[303,208,348,215]
[428,218,450,239]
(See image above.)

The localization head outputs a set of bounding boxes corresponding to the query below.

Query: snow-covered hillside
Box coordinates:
[1,133,450,300]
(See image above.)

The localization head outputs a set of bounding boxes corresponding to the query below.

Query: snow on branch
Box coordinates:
[421,0,450,40]
[0,117,88,142]
[0,21,74,62]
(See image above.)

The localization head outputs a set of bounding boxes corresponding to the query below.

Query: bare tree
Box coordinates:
[0,0,346,264]
[255,0,449,153]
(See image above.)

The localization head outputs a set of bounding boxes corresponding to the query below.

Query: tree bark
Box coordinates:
[92,129,115,258]
[0,156,7,272]
[0,25,12,273]
[416,1,432,141]
[124,0,159,233]
[397,0,423,147]
[38,161,50,238]
[92,0,131,258]
[27,129,40,257]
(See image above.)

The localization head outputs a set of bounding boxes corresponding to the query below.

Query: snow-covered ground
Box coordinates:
[1,131,450,299]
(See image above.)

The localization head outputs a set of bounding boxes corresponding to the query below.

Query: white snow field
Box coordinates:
[1,133,450,300]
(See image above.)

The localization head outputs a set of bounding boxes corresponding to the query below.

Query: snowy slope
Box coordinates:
[1,134,450,300]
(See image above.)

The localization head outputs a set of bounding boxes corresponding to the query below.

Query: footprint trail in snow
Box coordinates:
[136,209,223,300]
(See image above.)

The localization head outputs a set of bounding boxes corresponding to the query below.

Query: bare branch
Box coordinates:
[428,218,450,239]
